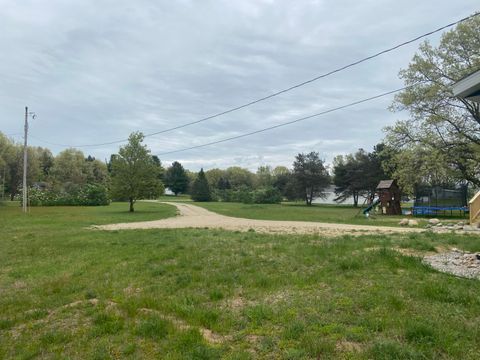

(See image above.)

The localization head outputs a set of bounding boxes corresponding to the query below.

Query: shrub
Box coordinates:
[214,186,282,204]
[235,186,254,204]
[252,187,283,204]
[26,184,110,206]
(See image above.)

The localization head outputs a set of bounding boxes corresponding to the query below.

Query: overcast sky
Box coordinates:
[0,0,478,171]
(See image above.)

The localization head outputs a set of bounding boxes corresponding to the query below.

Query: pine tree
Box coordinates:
[191,168,212,202]
[164,161,189,196]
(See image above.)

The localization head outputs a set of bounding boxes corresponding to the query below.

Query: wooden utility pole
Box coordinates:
[22,106,28,213]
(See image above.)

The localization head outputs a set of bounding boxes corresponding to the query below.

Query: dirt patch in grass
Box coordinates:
[222,296,250,311]
[123,285,142,296]
[336,340,364,353]
[11,299,100,339]
[138,307,231,344]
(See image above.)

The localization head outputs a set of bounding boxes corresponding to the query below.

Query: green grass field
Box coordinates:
[158,194,193,202]
[162,197,467,228]
[1,202,480,359]
[194,202,430,227]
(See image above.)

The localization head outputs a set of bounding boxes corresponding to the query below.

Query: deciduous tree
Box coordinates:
[386,15,480,186]
[110,132,163,212]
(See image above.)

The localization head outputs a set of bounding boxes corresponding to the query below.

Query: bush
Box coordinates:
[252,187,283,204]
[26,184,110,206]
[213,186,282,204]
[235,186,254,204]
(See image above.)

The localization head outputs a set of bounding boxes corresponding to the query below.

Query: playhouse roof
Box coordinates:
[376,180,397,189]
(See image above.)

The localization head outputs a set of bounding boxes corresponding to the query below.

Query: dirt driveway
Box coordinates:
[93,202,425,236]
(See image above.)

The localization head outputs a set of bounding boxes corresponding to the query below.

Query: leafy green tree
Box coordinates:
[5,145,40,200]
[85,159,109,185]
[191,168,212,202]
[386,15,480,186]
[292,152,330,206]
[0,133,17,199]
[184,170,197,194]
[387,146,456,196]
[217,177,231,190]
[256,166,273,188]
[36,148,54,180]
[110,132,163,212]
[50,149,89,186]
[271,166,292,197]
[164,161,189,196]
[333,147,387,207]
[0,133,48,200]
[225,166,254,189]
[204,168,226,189]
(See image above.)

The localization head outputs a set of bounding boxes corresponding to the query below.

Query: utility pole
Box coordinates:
[22,107,28,213]
[22,107,35,213]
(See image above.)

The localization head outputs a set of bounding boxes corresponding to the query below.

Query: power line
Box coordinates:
[29,12,479,149]
[158,85,412,156]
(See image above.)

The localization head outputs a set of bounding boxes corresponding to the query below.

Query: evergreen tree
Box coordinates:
[151,155,165,181]
[191,168,212,202]
[164,161,189,196]
[292,152,330,206]
[333,147,387,206]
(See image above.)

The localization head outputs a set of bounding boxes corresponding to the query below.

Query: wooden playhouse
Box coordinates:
[376,180,402,215]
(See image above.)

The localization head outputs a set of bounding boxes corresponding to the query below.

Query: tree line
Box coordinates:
[0,129,475,211]
[0,127,455,212]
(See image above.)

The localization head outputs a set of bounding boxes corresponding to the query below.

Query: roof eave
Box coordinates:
[452,70,480,101]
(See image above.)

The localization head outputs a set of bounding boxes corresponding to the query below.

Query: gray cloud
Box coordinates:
[0,0,478,170]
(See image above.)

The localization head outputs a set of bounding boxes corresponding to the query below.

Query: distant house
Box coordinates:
[452,69,480,103]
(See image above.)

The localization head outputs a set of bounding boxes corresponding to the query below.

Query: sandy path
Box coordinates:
[93,202,425,236]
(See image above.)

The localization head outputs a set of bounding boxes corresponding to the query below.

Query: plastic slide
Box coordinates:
[363,198,380,216]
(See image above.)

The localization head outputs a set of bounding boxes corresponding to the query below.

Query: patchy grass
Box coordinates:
[0,204,480,358]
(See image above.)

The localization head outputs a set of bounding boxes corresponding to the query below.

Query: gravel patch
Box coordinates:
[424,249,480,279]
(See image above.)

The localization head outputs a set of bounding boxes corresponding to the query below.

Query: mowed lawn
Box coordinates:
[194,202,432,227]
[1,202,480,359]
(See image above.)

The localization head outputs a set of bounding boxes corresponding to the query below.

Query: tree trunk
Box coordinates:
[353,192,358,207]
[129,198,134,212]
[306,188,313,206]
